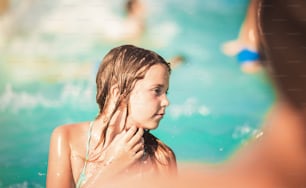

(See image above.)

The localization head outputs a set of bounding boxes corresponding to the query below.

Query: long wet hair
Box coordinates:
[95,44,175,172]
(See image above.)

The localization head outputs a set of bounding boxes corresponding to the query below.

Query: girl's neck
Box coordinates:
[94,109,128,148]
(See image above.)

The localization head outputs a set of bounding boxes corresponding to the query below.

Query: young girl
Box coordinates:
[46,45,177,187]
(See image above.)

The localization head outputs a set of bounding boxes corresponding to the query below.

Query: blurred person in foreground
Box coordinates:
[179,0,306,186]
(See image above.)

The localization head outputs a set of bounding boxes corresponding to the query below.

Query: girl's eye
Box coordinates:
[153,88,162,95]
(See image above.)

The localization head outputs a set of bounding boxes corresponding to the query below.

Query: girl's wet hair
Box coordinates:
[96,44,170,115]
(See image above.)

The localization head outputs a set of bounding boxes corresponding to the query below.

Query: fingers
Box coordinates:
[134,148,144,159]
[124,127,144,159]
[128,128,144,147]
[133,141,144,154]
[124,126,138,141]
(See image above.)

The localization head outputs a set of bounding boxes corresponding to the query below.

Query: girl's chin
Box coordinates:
[140,122,159,130]
[126,118,159,130]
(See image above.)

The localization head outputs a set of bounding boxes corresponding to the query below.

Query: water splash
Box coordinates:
[169,97,210,119]
[0,83,95,113]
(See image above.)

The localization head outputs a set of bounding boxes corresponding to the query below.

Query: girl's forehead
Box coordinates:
[144,64,169,77]
[135,64,169,87]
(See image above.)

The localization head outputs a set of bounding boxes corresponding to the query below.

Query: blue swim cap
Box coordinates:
[237,48,260,64]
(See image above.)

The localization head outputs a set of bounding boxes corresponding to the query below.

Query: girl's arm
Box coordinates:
[46,126,75,188]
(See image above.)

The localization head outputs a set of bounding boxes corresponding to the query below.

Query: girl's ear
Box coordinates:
[110,84,120,99]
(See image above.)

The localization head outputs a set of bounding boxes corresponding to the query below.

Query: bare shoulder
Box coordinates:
[47,122,89,187]
[50,122,90,145]
[154,134,177,174]
[51,122,83,136]
[145,132,176,169]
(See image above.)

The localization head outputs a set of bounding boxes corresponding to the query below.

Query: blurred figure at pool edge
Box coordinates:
[101,0,146,42]
[0,0,147,44]
[46,45,176,187]
[0,0,9,15]
[124,0,146,40]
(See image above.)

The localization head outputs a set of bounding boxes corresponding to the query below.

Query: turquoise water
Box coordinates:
[0,0,275,187]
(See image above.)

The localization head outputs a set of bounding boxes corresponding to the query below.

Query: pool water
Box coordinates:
[0,0,275,187]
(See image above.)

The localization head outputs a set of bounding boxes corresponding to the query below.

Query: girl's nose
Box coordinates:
[161,94,170,107]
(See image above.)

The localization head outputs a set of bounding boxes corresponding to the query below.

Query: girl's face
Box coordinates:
[127,64,170,130]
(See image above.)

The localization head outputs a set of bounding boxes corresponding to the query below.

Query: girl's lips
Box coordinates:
[155,113,165,119]
[156,111,165,116]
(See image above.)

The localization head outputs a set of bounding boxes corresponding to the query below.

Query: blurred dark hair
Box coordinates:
[258,0,306,109]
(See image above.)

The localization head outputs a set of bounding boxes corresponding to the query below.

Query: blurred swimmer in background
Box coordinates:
[221,0,262,74]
